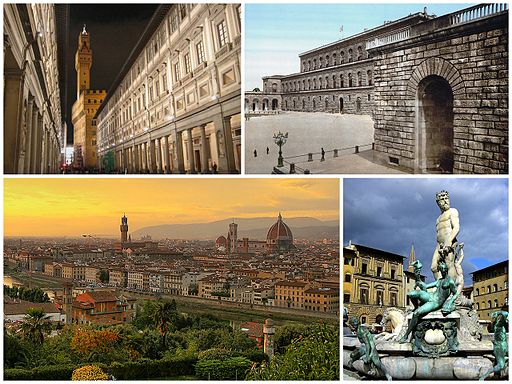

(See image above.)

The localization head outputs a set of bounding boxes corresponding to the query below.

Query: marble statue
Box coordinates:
[348,321,392,381]
[399,262,459,343]
[479,310,509,381]
[432,191,465,300]
[374,308,406,342]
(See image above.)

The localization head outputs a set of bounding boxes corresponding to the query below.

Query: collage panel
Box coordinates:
[4,178,340,380]
[5,3,241,175]
[342,178,509,380]
[244,3,508,175]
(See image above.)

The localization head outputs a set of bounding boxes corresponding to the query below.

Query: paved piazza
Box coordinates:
[245,111,404,174]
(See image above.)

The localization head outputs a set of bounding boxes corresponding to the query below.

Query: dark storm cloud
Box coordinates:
[344,178,508,284]
[66,4,158,142]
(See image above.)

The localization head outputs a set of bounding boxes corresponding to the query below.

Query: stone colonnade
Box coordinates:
[107,113,238,174]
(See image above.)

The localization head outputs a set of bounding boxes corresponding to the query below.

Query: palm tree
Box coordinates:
[21,307,52,345]
[151,301,177,341]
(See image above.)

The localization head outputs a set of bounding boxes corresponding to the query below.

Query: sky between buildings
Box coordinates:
[245,3,474,90]
[344,178,508,283]
[4,178,339,237]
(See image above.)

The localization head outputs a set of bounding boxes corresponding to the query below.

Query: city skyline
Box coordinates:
[4,178,339,237]
[246,3,473,90]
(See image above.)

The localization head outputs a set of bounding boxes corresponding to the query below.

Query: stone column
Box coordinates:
[186,128,196,174]
[148,138,156,173]
[42,128,49,174]
[163,135,171,174]
[155,138,162,173]
[4,70,23,173]
[23,98,34,174]
[175,131,185,174]
[223,115,236,173]
[199,123,209,173]
[35,115,43,174]
[30,108,39,173]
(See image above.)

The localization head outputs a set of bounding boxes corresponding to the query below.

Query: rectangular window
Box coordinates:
[162,73,167,91]
[217,20,228,48]
[184,53,191,74]
[377,266,382,277]
[361,263,367,275]
[174,62,181,81]
[391,269,396,279]
[196,41,205,64]
[155,80,159,96]
[344,274,351,283]
[390,292,397,306]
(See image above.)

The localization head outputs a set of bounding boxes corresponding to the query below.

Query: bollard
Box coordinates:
[308,153,313,162]
[355,145,359,154]
[289,163,296,174]
[333,149,338,158]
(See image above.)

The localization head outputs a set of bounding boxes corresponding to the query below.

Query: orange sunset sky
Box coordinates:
[4,178,339,237]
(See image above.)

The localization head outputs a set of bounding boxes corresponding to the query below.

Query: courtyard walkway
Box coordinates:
[245,111,406,174]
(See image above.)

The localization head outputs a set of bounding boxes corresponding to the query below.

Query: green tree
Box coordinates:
[21,307,52,345]
[247,324,339,380]
[152,300,178,339]
[99,270,109,283]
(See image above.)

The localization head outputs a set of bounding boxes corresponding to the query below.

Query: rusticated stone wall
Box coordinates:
[372,12,508,174]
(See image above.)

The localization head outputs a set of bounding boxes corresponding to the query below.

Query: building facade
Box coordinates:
[245,11,432,116]
[343,243,405,325]
[471,260,508,321]
[96,4,242,174]
[4,4,63,173]
[71,26,107,169]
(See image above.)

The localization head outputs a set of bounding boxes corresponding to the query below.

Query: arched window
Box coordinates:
[333,53,337,65]
[325,76,329,88]
[340,51,345,64]
[313,98,316,109]
[348,73,352,87]
[476,303,480,310]
[325,55,330,67]
[348,48,353,62]
[313,58,317,69]
[367,70,372,86]
[488,300,492,308]
[357,45,363,60]
[307,79,311,90]
[340,74,344,88]
[357,71,362,86]
[493,284,498,292]
[476,288,480,296]
[356,97,361,112]
[325,98,328,109]
[302,61,306,71]
[308,60,311,71]
[319,56,323,68]
[332,75,336,88]
[313,79,317,89]
[494,299,499,308]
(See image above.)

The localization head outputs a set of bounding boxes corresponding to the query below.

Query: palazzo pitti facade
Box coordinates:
[95,4,241,173]
[4,4,63,174]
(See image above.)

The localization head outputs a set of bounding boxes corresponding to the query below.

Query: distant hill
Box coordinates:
[131,216,339,240]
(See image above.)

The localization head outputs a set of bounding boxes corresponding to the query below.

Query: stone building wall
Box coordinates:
[372,6,508,173]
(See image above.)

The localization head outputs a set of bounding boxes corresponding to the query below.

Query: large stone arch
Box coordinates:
[407,58,465,173]
[406,57,465,98]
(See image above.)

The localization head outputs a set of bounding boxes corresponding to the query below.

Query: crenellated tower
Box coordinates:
[75,24,92,100]
[120,214,128,243]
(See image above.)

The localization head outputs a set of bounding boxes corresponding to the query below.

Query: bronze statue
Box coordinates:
[479,310,508,380]
[348,321,392,381]
[399,262,458,343]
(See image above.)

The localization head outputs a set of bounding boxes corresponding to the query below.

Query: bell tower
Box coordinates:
[120,214,128,243]
[75,24,92,100]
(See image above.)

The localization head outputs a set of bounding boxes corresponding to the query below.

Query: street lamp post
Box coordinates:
[273,131,288,168]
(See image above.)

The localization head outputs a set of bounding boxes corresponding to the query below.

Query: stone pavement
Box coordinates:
[244,111,406,174]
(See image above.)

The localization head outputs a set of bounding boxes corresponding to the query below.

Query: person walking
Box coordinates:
[321,147,325,162]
